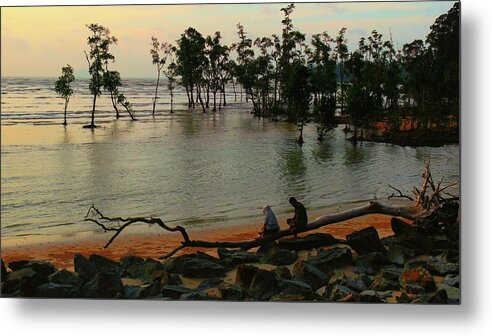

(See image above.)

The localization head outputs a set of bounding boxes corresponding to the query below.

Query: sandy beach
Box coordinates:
[1,212,400,270]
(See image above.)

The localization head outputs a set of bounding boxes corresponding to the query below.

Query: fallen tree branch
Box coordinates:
[387,184,414,201]
[85,201,421,258]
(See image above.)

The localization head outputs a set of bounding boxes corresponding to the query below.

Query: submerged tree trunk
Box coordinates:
[222,82,227,107]
[232,79,237,102]
[197,85,206,113]
[152,71,161,117]
[63,99,69,126]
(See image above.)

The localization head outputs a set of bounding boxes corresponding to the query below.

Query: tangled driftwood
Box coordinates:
[85,165,458,259]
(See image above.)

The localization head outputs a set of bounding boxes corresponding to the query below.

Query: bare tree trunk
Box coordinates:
[232,79,237,102]
[197,85,206,113]
[63,99,68,126]
[85,201,420,256]
[222,81,227,107]
[152,71,161,117]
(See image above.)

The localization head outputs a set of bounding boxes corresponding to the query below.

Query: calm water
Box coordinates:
[1,77,459,243]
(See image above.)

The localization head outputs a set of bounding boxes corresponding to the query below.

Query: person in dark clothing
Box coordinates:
[287,197,308,237]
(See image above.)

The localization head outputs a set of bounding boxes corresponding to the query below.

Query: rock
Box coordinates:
[429,289,448,304]
[279,279,314,299]
[278,233,339,250]
[74,254,98,282]
[218,283,245,301]
[357,290,385,303]
[257,241,278,254]
[121,255,145,271]
[89,254,121,274]
[180,291,209,300]
[123,258,165,283]
[274,266,292,280]
[387,244,415,265]
[399,267,435,293]
[161,285,193,299]
[405,283,426,294]
[411,295,430,304]
[35,283,79,298]
[2,262,56,296]
[346,226,386,255]
[182,258,227,278]
[235,264,260,289]
[426,256,459,276]
[355,252,390,275]
[8,260,55,277]
[249,269,280,300]
[261,247,298,266]
[81,272,124,298]
[48,269,83,289]
[376,266,403,281]
[442,274,460,287]
[397,292,412,303]
[328,285,355,301]
[436,284,460,302]
[217,248,261,266]
[307,247,353,274]
[160,271,182,286]
[391,217,414,235]
[270,293,313,301]
[369,276,398,291]
[404,258,428,271]
[123,282,161,299]
[292,260,327,290]
[197,278,224,291]
[7,260,31,271]
[1,259,8,282]
[328,269,368,292]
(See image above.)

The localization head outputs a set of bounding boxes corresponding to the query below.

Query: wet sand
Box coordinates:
[1,213,402,270]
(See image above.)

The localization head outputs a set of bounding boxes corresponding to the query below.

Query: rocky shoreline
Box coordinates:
[1,202,459,303]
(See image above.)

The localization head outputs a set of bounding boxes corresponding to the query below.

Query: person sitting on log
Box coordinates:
[287,197,308,237]
[258,205,280,238]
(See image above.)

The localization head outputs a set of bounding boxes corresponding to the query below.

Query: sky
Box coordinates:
[1,1,456,78]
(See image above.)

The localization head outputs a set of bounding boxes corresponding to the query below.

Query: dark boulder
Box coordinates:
[274,266,293,281]
[74,254,98,282]
[161,285,193,299]
[160,271,182,286]
[261,247,298,266]
[442,274,460,287]
[36,283,79,298]
[3,266,53,296]
[369,276,398,292]
[387,244,415,266]
[399,267,435,293]
[235,264,260,289]
[180,291,209,300]
[307,247,353,274]
[123,282,160,299]
[8,260,55,277]
[217,248,261,266]
[257,241,278,254]
[346,226,386,255]
[328,285,355,302]
[123,258,165,283]
[218,283,245,301]
[376,266,403,281]
[81,272,124,298]
[357,290,386,303]
[436,284,460,302]
[391,217,414,236]
[327,269,369,292]
[197,278,224,291]
[425,256,459,276]
[354,252,390,275]
[428,289,448,304]
[396,292,412,303]
[292,260,327,290]
[278,233,339,250]
[7,260,31,271]
[89,254,121,274]
[249,269,280,300]
[48,269,83,289]
[182,258,227,278]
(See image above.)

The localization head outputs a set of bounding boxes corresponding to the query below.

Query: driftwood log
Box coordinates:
[85,164,458,259]
[85,201,420,259]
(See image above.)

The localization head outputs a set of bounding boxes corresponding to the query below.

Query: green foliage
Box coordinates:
[54,64,75,125]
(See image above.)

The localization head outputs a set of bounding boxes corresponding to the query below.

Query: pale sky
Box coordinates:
[1,1,456,78]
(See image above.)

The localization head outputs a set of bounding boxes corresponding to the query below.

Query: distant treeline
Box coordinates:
[56,2,459,144]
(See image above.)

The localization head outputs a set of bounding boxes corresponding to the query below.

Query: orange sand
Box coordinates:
[1,214,401,270]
